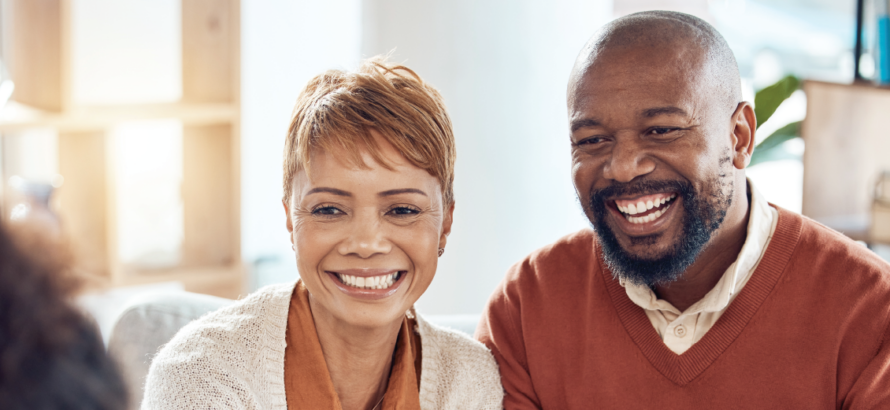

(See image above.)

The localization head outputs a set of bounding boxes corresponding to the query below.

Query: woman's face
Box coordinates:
[284,132,453,329]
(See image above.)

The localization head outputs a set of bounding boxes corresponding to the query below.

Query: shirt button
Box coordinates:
[674,325,687,338]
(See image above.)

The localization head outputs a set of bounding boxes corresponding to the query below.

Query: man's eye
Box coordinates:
[649,127,678,135]
[312,206,342,216]
[388,206,420,216]
[577,137,605,146]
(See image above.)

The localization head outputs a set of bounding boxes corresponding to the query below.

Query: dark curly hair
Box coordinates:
[0,222,128,409]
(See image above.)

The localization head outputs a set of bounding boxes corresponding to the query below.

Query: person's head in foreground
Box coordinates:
[142,58,503,410]
[476,10,890,409]
[0,222,128,410]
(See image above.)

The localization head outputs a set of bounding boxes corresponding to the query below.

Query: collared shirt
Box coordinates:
[620,180,779,354]
[284,280,422,409]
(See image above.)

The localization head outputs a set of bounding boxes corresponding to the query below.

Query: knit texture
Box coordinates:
[142,282,503,410]
[477,207,890,409]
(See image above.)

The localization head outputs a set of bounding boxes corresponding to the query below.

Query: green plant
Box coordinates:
[749,75,802,167]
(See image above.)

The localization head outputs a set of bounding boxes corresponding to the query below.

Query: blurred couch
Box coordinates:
[106,291,480,409]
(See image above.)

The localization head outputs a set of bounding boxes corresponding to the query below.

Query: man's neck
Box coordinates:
[653,186,752,313]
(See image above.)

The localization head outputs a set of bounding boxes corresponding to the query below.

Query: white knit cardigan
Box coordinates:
[141,282,504,409]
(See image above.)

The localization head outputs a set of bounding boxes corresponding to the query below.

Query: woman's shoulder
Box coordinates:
[142,282,295,410]
[163,281,294,355]
[415,313,504,410]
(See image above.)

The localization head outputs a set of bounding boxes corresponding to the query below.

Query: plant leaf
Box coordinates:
[749,139,802,167]
[754,75,800,128]
[750,121,801,167]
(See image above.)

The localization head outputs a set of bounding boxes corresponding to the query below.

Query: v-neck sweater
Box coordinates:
[477,207,890,409]
[143,281,503,410]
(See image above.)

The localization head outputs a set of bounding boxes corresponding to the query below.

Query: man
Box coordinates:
[476,10,890,409]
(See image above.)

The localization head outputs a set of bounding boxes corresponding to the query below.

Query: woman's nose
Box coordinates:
[337,212,392,258]
[602,135,656,183]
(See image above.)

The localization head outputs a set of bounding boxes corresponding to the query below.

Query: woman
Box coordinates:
[143,58,503,409]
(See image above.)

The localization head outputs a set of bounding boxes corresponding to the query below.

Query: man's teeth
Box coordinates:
[617,194,676,215]
[337,272,400,289]
[625,204,671,224]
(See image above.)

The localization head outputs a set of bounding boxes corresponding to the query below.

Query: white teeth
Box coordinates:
[618,195,677,215]
[624,203,671,224]
[337,272,401,290]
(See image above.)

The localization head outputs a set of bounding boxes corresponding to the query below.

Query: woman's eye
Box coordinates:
[387,206,420,216]
[312,206,343,216]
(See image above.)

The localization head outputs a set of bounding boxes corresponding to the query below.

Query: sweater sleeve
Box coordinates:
[142,345,254,410]
[475,262,542,410]
[843,316,890,410]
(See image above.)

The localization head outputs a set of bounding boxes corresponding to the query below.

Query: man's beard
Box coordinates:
[588,177,732,287]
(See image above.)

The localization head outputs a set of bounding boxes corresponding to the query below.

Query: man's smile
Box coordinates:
[614,192,678,224]
[604,190,682,237]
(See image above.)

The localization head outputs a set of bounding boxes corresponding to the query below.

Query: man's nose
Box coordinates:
[337,212,392,258]
[602,135,656,183]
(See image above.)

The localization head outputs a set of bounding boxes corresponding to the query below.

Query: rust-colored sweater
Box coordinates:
[477,208,890,409]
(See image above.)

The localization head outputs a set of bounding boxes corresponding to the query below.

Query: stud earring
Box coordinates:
[437,248,445,257]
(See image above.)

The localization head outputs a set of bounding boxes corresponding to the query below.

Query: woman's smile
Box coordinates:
[324,268,410,300]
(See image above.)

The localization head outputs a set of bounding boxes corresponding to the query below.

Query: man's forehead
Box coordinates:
[567,12,741,120]
[570,45,710,109]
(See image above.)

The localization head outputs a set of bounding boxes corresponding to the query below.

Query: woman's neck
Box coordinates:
[308,297,403,410]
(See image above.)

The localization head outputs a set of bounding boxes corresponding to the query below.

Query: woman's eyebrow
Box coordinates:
[306,187,352,197]
[378,188,427,197]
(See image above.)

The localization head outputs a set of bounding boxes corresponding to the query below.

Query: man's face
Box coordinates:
[568,45,738,286]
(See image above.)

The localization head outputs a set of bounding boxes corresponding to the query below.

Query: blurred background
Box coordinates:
[1,0,889,339]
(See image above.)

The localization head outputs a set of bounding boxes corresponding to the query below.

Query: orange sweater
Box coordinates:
[477,208,890,409]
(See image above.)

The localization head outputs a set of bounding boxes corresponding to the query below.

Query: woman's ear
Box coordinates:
[731,102,757,169]
[439,201,455,248]
[283,199,295,247]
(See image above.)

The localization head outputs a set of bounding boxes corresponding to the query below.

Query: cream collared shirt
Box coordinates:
[620,180,778,355]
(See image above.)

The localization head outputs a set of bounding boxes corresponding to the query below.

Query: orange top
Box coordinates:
[477,208,890,409]
[284,281,422,409]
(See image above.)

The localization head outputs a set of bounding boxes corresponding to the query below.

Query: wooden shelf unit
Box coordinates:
[801,80,890,244]
[0,0,244,299]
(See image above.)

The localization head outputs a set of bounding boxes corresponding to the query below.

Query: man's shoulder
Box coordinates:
[526,228,597,266]
[792,211,890,278]
[502,228,601,287]
[777,210,890,307]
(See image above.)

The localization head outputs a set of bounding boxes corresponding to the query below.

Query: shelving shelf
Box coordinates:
[0,101,238,132]
[0,0,245,299]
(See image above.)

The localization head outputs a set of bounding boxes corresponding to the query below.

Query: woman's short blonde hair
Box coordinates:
[283,58,455,206]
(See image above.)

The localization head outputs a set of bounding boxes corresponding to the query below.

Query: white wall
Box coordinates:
[241,0,362,265]
[242,0,612,314]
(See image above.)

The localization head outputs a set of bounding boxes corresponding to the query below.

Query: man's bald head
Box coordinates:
[569,11,742,113]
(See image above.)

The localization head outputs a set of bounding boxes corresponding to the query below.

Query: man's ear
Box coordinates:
[439,201,455,249]
[283,199,295,246]
[731,101,757,169]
